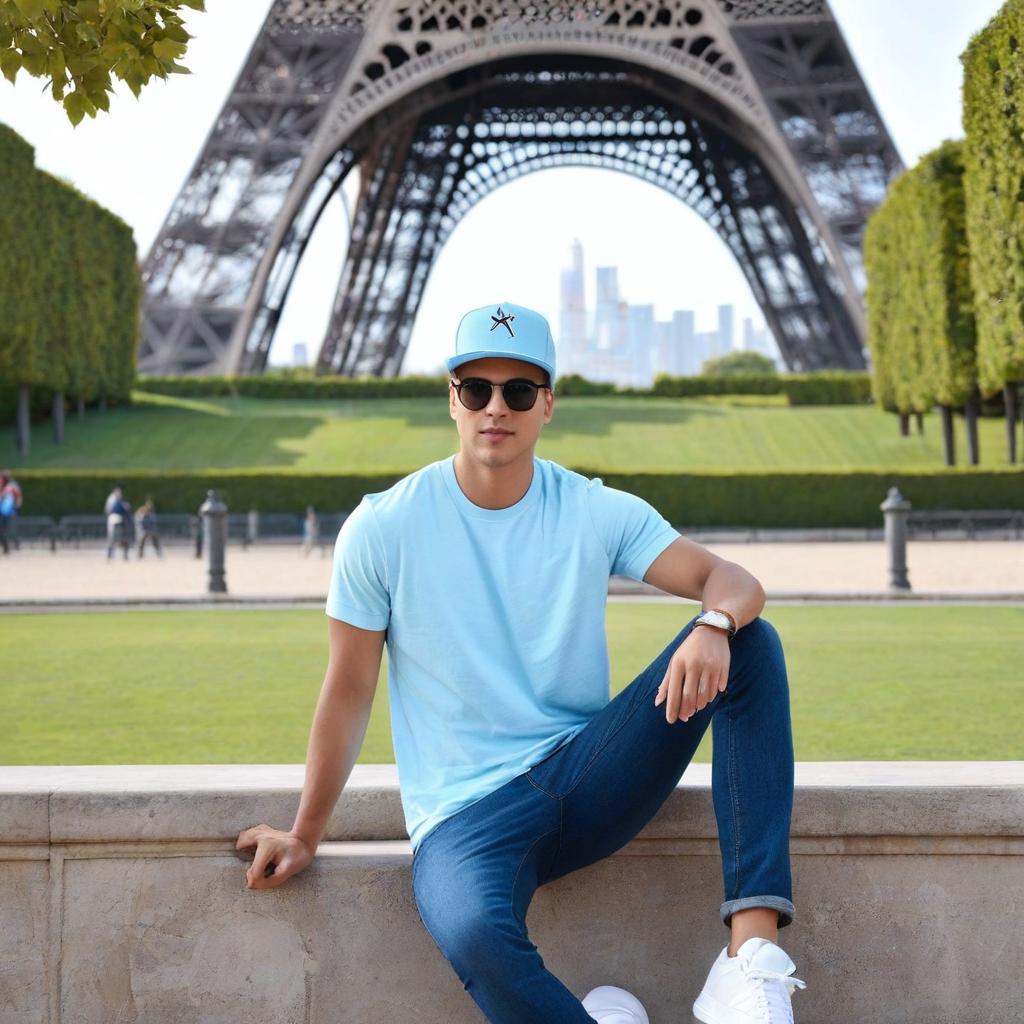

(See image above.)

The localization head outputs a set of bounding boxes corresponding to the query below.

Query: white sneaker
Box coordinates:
[582,984,651,1023]
[692,937,806,1023]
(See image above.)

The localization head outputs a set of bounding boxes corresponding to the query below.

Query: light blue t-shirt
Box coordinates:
[325,454,680,852]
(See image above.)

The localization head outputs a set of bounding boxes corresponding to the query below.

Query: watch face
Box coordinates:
[701,611,730,627]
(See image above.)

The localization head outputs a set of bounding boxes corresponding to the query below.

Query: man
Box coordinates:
[237,301,804,1023]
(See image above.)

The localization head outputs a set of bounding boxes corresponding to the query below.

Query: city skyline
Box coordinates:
[556,240,777,387]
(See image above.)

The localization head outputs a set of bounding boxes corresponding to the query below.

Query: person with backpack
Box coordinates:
[0,472,23,555]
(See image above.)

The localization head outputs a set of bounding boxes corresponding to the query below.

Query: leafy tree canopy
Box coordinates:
[0,0,204,126]
[701,350,778,376]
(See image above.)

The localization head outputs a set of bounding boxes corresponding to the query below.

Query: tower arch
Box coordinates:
[138,1,901,375]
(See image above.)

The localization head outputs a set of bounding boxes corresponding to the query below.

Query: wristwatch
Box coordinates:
[694,608,737,639]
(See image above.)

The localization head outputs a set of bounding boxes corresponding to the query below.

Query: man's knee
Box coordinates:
[417,889,518,974]
[734,615,784,658]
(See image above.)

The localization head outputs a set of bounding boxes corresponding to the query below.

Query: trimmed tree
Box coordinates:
[961,0,1024,463]
[864,141,978,465]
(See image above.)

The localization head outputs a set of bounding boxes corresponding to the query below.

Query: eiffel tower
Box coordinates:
[138,0,902,377]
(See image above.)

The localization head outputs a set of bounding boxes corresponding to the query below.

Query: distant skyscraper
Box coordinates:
[669,310,696,375]
[559,239,587,377]
[292,341,308,367]
[627,304,655,387]
[717,304,734,358]
[654,320,672,379]
[695,330,718,372]
[594,266,620,352]
[739,317,781,368]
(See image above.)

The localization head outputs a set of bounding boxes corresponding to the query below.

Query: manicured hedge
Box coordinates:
[133,370,874,406]
[653,371,871,404]
[133,374,450,401]
[0,122,139,403]
[13,466,1024,528]
[776,373,873,406]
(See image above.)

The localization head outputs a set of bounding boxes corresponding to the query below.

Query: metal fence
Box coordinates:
[3,511,351,551]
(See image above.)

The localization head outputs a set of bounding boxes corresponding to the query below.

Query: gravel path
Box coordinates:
[2,539,1021,604]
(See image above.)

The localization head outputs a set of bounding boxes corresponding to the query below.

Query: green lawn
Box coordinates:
[4,604,1021,764]
[2,390,1014,471]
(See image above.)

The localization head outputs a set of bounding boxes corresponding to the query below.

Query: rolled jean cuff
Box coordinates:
[720,896,795,930]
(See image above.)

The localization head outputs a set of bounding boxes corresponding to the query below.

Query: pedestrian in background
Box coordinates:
[193,498,204,559]
[135,498,163,558]
[301,505,321,557]
[0,471,23,555]
[105,485,132,561]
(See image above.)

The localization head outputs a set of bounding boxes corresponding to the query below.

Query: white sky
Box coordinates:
[0,0,1004,373]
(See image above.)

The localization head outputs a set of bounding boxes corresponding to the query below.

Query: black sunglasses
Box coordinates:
[451,376,551,412]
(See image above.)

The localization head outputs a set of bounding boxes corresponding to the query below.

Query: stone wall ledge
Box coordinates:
[2,761,1022,846]
[4,762,1024,1023]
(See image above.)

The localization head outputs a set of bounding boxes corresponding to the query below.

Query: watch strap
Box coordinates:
[695,608,737,639]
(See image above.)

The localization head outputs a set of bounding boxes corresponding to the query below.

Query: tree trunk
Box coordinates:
[1006,383,1019,465]
[77,396,85,420]
[915,410,924,435]
[940,404,955,466]
[98,396,107,414]
[964,384,980,465]
[899,411,909,437]
[16,384,30,457]
[53,391,65,445]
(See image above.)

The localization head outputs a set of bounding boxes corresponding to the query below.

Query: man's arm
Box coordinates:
[290,616,386,848]
[642,535,766,629]
[644,536,768,723]
[236,616,386,889]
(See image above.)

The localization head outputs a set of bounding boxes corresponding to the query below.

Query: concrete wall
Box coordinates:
[2,762,1022,1023]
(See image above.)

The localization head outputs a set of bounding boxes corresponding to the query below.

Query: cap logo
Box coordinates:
[490,306,516,337]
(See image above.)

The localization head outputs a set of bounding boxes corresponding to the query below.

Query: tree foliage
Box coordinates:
[863,139,976,413]
[0,122,139,403]
[701,350,778,376]
[961,0,1024,393]
[0,0,204,126]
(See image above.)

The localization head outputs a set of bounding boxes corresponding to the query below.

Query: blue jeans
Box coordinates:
[411,614,795,1023]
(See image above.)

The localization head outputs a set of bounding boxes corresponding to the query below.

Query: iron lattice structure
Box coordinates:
[138,0,902,376]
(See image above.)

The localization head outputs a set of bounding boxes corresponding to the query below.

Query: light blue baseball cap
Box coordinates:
[447,301,556,381]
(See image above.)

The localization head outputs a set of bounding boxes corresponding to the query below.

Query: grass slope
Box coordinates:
[4,604,1021,764]
[2,391,1015,471]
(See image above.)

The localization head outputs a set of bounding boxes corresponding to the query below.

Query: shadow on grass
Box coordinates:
[0,398,320,470]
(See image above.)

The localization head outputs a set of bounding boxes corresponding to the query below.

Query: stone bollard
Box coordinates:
[199,489,228,594]
[880,486,911,591]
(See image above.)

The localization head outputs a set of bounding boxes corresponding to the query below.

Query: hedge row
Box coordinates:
[12,466,1024,528]
[0,122,139,401]
[132,370,875,406]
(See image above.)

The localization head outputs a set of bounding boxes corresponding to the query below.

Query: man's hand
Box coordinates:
[235,824,316,890]
[654,624,731,724]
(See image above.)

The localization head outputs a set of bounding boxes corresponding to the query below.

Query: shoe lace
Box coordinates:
[741,962,807,1023]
